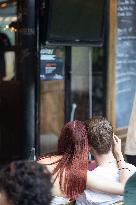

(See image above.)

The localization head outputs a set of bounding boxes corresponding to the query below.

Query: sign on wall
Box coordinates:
[40,47,65,80]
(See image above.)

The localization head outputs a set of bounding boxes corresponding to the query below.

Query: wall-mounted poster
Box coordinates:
[40,47,65,80]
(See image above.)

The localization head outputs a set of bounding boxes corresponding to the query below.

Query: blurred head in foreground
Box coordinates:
[0,160,52,205]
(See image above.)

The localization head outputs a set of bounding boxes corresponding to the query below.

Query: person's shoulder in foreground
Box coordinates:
[124,172,136,205]
[0,160,52,205]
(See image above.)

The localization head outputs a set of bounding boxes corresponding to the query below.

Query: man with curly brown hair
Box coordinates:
[0,160,52,205]
[76,116,136,205]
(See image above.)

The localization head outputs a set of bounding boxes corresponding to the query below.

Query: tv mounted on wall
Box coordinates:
[45,0,107,46]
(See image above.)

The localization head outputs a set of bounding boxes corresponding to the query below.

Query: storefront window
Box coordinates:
[39,46,106,154]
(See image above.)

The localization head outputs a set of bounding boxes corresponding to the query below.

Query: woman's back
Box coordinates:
[38,121,89,202]
[38,155,67,197]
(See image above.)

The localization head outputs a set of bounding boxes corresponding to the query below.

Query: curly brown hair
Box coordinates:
[85,116,113,154]
[0,161,52,205]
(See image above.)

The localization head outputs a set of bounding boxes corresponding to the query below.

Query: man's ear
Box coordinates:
[89,145,95,155]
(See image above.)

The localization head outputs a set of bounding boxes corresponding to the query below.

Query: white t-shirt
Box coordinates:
[76,162,136,205]
[51,196,70,205]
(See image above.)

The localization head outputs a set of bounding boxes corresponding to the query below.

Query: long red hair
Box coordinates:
[53,120,88,200]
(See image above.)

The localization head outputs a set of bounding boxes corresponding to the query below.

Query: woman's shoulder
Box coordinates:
[37,155,51,164]
[37,154,62,165]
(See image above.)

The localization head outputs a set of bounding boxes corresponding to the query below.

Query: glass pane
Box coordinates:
[70,47,105,121]
[71,47,92,121]
[40,46,65,154]
[92,47,106,116]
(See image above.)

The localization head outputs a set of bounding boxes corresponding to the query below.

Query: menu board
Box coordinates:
[116,0,136,128]
[40,47,65,80]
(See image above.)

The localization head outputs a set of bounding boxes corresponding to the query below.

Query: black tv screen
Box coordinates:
[46,0,106,46]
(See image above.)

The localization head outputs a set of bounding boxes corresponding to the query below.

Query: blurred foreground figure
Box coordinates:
[0,160,52,205]
[124,172,136,205]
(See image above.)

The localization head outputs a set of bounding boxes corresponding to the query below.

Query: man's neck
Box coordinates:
[94,151,116,166]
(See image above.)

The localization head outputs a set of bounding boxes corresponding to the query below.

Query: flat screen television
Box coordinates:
[45,0,107,46]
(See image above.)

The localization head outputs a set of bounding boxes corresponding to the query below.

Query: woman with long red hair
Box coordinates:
[38,120,129,204]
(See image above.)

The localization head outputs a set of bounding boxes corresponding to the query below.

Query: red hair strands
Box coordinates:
[53,121,88,200]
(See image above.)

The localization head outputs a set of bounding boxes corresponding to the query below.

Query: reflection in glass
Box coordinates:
[92,47,106,116]
[0,0,17,81]
[40,45,65,154]
[71,47,91,121]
